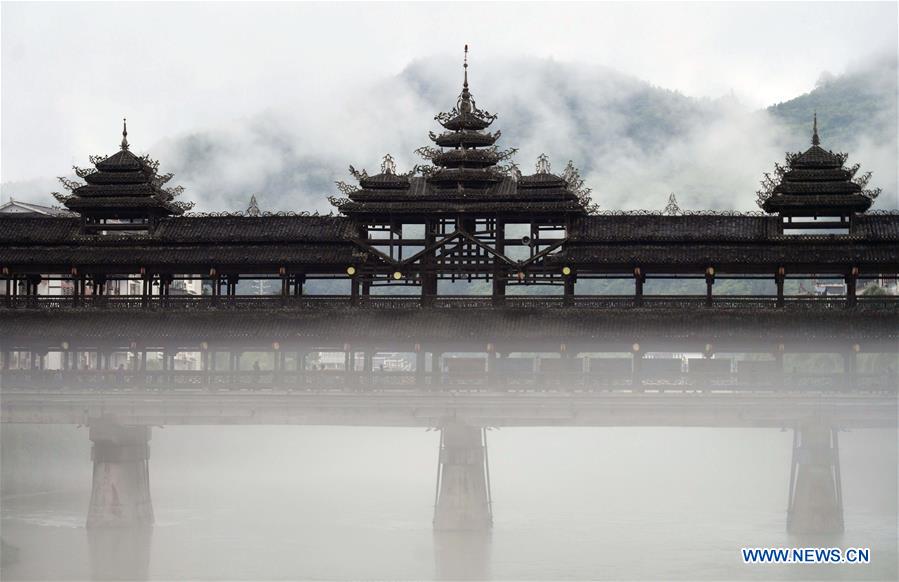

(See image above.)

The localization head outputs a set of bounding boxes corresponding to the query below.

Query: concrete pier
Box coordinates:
[433,424,492,530]
[88,526,153,580]
[787,422,843,534]
[87,421,154,528]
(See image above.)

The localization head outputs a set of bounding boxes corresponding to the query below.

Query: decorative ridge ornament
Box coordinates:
[121,118,129,151]
[381,153,397,175]
[664,193,681,216]
[535,154,551,174]
[246,195,261,217]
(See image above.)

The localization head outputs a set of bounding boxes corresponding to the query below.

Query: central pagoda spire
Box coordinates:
[121,117,130,151]
[812,112,820,146]
[417,45,514,191]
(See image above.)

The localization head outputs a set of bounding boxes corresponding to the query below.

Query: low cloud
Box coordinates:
[5,54,896,213]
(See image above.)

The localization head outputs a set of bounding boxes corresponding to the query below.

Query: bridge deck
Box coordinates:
[2,389,894,428]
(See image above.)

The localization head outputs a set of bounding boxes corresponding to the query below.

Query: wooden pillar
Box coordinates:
[563,276,575,307]
[6,275,19,307]
[633,267,645,307]
[141,273,152,309]
[350,279,360,306]
[227,275,239,299]
[775,266,785,308]
[298,275,305,298]
[279,268,288,305]
[705,267,715,308]
[422,219,438,307]
[492,220,506,307]
[27,274,42,308]
[845,267,858,308]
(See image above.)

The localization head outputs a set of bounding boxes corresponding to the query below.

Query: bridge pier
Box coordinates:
[434,424,493,530]
[87,420,154,528]
[787,422,843,534]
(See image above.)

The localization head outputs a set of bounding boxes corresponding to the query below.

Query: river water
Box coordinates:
[1,425,896,580]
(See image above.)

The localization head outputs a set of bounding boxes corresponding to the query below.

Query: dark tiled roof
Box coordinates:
[346,177,579,205]
[440,112,492,132]
[432,130,498,148]
[762,141,871,215]
[153,216,357,243]
[518,173,569,189]
[94,150,144,172]
[764,194,872,213]
[431,149,499,166]
[83,170,153,186]
[359,173,410,190]
[427,167,503,185]
[569,215,780,242]
[782,168,852,182]
[65,196,180,213]
[0,215,356,245]
[1,245,358,268]
[0,217,81,244]
[773,181,861,195]
[340,200,585,214]
[553,242,899,268]
[792,146,842,168]
[851,215,899,240]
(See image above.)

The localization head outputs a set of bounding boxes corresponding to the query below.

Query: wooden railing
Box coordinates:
[3,294,897,311]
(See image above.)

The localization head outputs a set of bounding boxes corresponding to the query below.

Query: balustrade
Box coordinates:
[2,367,895,394]
[2,294,895,311]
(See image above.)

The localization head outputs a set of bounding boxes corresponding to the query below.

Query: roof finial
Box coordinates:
[458,44,473,114]
[463,44,469,90]
[812,112,820,146]
[121,117,130,150]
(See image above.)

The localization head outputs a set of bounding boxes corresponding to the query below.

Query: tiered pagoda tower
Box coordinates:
[425,45,504,191]
[332,47,589,303]
[57,120,189,233]
[760,114,875,230]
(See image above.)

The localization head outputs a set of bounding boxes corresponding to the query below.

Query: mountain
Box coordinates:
[768,53,897,150]
[3,54,896,212]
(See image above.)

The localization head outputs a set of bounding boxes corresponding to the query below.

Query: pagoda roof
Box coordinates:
[430,129,499,148]
[761,116,874,216]
[791,145,843,169]
[358,172,411,190]
[430,148,500,167]
[339,176,582,215]
[95,149,145,172]
[83,169,154,186]
[439,111,494,132]
[61,120,188,220]
[65,195,182,215]
[426,167,503,186]
[518,172,570,190]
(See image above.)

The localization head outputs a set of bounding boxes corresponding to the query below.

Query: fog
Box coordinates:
[2,334,897,580]
[2,426,897,580]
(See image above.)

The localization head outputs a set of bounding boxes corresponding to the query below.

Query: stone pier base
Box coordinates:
[87,422,154,528]
[787,422,843,534]
[433,424,492,530]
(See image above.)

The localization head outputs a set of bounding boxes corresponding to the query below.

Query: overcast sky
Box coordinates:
[2,1,896,192]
